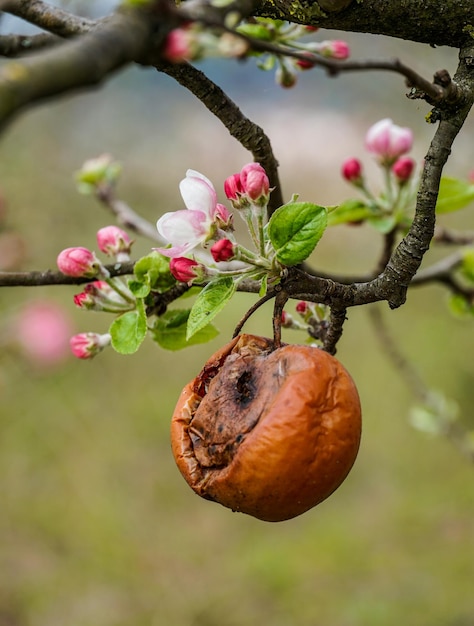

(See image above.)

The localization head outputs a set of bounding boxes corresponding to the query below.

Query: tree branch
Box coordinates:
[4,0,94,36]
[0,5,159,132]
[256,0,474,48]
[0,32,61,57]
[154,60,284,213]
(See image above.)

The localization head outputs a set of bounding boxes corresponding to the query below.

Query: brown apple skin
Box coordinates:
[171,334,361,522]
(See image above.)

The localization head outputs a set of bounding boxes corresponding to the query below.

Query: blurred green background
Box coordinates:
[0,3,473,625]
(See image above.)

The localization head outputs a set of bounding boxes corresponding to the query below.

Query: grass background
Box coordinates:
[0,11,473,625]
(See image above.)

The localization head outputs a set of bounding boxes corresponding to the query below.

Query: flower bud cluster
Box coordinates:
[156,163,277,286]
[163,25,248,64]
[57,225,135,359]
[164,19,349,90]
[75,154,122,196]
[340,118,417,230]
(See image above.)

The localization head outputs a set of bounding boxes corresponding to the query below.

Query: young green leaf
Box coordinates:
[186,277,236,340]
[327,199,373,226]
[151,309,219,350]
[133,251,175,294]
[436,177,474,213]
[109,300,147,354]
[268,202,327,266]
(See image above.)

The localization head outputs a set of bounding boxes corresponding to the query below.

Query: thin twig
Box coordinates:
[232,291,274,337]
[96,188,164,243]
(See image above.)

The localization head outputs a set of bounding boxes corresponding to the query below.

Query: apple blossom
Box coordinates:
[57,247,102,278]
[157,170,226,258]
[96,225,133,258]
[70,332,111,359]
[366,118,413,165]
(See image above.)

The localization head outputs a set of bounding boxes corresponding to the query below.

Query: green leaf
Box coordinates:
[367,214,397,234]
[447,293,474,318]
[268,202,327,266]
[133,251,175,295]
[151,309,219,350]
[128,278,150,298]
[436,177,474,213]
[328,199,373,226]
[109,300,147,354]
[236,23,273,41]
[460,248,474,283]
[409,391,459,435]
[186,277,236,340]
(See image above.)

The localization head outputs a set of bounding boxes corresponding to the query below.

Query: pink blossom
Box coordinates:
[341,157,363,183]
[163,27,196,63]
[392,156,415,183]
[70,332,111,359]
[15,301,72,366]
[318,40,350,60]
[57,247,100,278]
[96,226,132,257]
[169,257,203,283]
[240,163,270,203]
[156,170,220,258]
[211,238,235,262]
[366,118,413,165]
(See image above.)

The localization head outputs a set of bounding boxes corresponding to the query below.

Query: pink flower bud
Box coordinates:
[163,27,196,63]
[170,257,202,283]
[224,173,244,201]
[341,158,363,183]
[211,238,235,262]
[14,301,72,366]
[215,203,233,229]
[366,118,413,165]
[70,332,111,359]
[392,156,415,183]
[96,226,132,258]
[296,53,315,70]
[319,40,350,60]
[57,247,100,278]
[240,163,270,204]
[296,301,309,315]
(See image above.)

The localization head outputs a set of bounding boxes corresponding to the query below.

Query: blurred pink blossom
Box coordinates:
[366,118,413,165]
[14,301,73,366]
